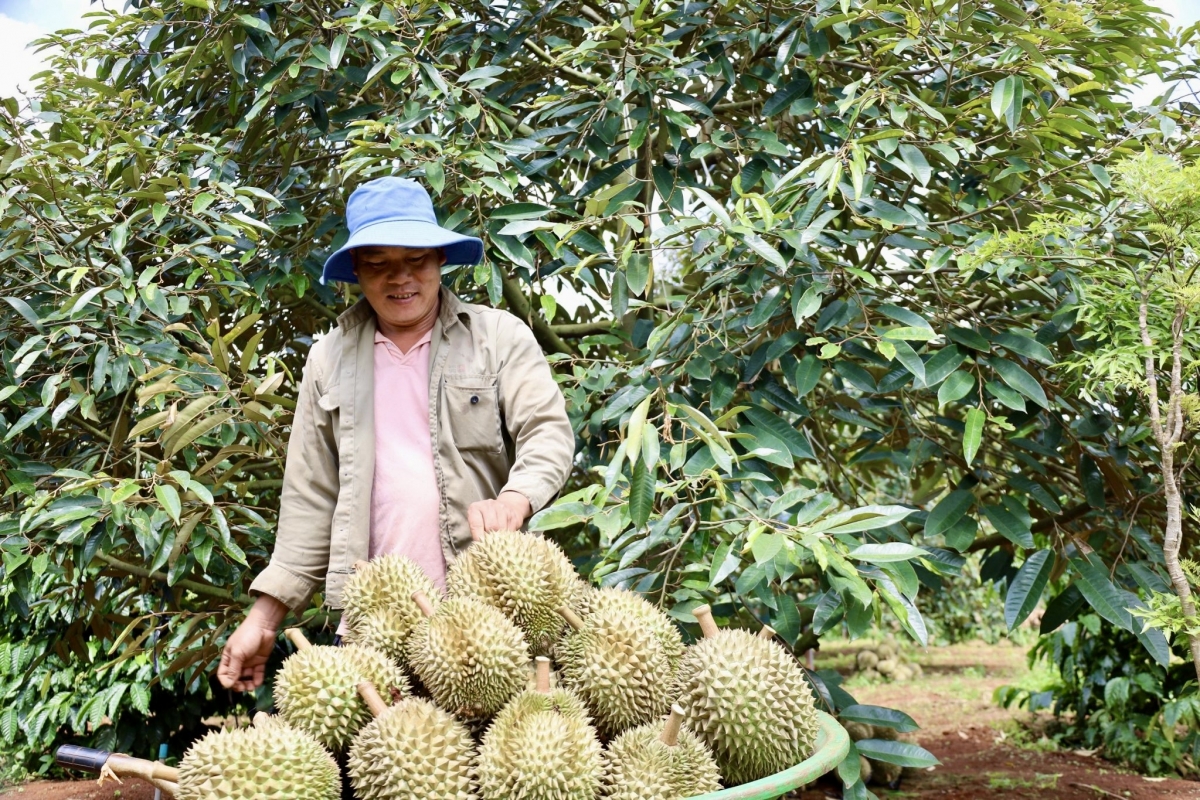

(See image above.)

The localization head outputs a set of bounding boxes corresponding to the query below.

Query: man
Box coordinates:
[217,177,575,691]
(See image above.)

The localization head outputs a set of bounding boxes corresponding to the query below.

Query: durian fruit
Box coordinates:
[177,713,340,800]
[275,629,410,751]
[673,605,820,786]
[406,590,530,720]
[478,657,603,800]
[555,588,685,738]
[600,704,723,800]
[342,555,440,662]
[348,681,479,800]
[447,530,586,654]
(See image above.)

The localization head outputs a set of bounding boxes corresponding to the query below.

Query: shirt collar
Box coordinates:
[374,326,433,349]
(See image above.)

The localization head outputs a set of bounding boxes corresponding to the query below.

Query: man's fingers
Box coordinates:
[468,504,486,541]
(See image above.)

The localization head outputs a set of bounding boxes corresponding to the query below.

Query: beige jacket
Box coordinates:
[249,288,575,612]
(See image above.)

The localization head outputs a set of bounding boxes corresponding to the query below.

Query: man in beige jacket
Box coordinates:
[217,177,575,690]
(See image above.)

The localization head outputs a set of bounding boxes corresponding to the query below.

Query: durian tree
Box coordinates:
[1,0,1199,786]
[970,147,1200,683]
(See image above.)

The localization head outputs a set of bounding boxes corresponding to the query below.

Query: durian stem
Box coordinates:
[412,591,436,618]
[692,605,719,639]
[357,682,390,718]
[557,606,584,631]
[105,754,180,784]
[660,705,684,747]
[154,779,179,797]
[535,656,551,693]
[759,625,777,641]
[284,628,313,651]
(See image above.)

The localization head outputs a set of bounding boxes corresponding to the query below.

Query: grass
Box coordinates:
[985,772,1061,790]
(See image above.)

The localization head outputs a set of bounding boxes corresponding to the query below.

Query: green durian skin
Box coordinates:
[557,589,685,738]
[498,686,592,725]
[348,698,479,800]
[274,643,410,751]
[674,629,820,786]
[601,718,723,800]
[447,530,587,655]
[406,596,530,719]
[342,554,440,663]
[176,718,339,800]
[478,700,602,800]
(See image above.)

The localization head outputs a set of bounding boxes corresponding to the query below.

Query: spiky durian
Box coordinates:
[447,530,586,654]
[601,706,723,800]
[673,605,820,785]
[176,715,339,800]
[405,592,530,720]
[478,657,602,800]
[275,632,409,751]
[348,694,478,800]
[342,554,440,662]
[555,588,685,737]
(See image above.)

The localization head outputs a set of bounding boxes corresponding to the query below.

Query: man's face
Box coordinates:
[352,246,445,331]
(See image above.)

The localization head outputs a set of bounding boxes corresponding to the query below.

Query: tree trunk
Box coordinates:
[1142,298,1200,683]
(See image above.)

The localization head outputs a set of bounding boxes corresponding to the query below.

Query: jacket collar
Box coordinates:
[335,286,468,332]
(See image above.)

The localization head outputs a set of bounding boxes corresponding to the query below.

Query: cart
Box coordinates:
[56,709,849,800]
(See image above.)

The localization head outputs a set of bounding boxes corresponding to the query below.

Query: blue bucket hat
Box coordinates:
[321,177,484,284]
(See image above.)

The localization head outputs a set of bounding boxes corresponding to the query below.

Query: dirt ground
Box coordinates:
[796,640,1199,799]
[6,641,1198,799]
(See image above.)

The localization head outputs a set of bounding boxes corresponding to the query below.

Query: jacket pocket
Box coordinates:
[445,375,503,453]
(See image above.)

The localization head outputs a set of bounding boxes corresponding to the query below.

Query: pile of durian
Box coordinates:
[187,531,823,799]
[842,722,918,790]
[851,638,923,683]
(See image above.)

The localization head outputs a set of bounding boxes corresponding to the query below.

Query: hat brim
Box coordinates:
[321,220,484,284]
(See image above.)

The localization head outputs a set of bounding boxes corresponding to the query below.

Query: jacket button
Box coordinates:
[470,395,479,404]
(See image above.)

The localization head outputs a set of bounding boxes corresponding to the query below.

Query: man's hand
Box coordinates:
[217,595,288,691]
[468,491,532,540]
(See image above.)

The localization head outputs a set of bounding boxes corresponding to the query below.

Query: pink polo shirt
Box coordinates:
[367,325,445,588]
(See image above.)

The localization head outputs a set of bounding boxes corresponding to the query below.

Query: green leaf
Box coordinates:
[993,330,1053,364]
[1005,550,1053,629]
[744,234,786,268]
[855,739,940,768]
[3,296,43,331]
[943,515,978,552]
[938,371,975,405]
[762,72,812,116]
[751,532,784,564]
[883,326,936,342]
[925,489,974,537]
[154,483,182,525]
[768,487,812,518]
[709,541,740,588]
[742,407,809,459]
[897,144,932,186]
[794,354,821,396]
[839,704,919,733]
[424,161,445,195]
[629,458,654,528]
[848,543,928,563]
[991,75,1023,130]
[4,406,47,441]
[991,358,1049,408]
[1072,557,1134,631]
[890,339,925,383]
[813,504,915,535]
[982,503,1034,548]
[963,408,985,465]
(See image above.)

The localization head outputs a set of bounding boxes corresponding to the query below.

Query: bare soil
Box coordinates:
[7,642,1197,799]
[1,778,157,799]
[796,640,1199,799]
